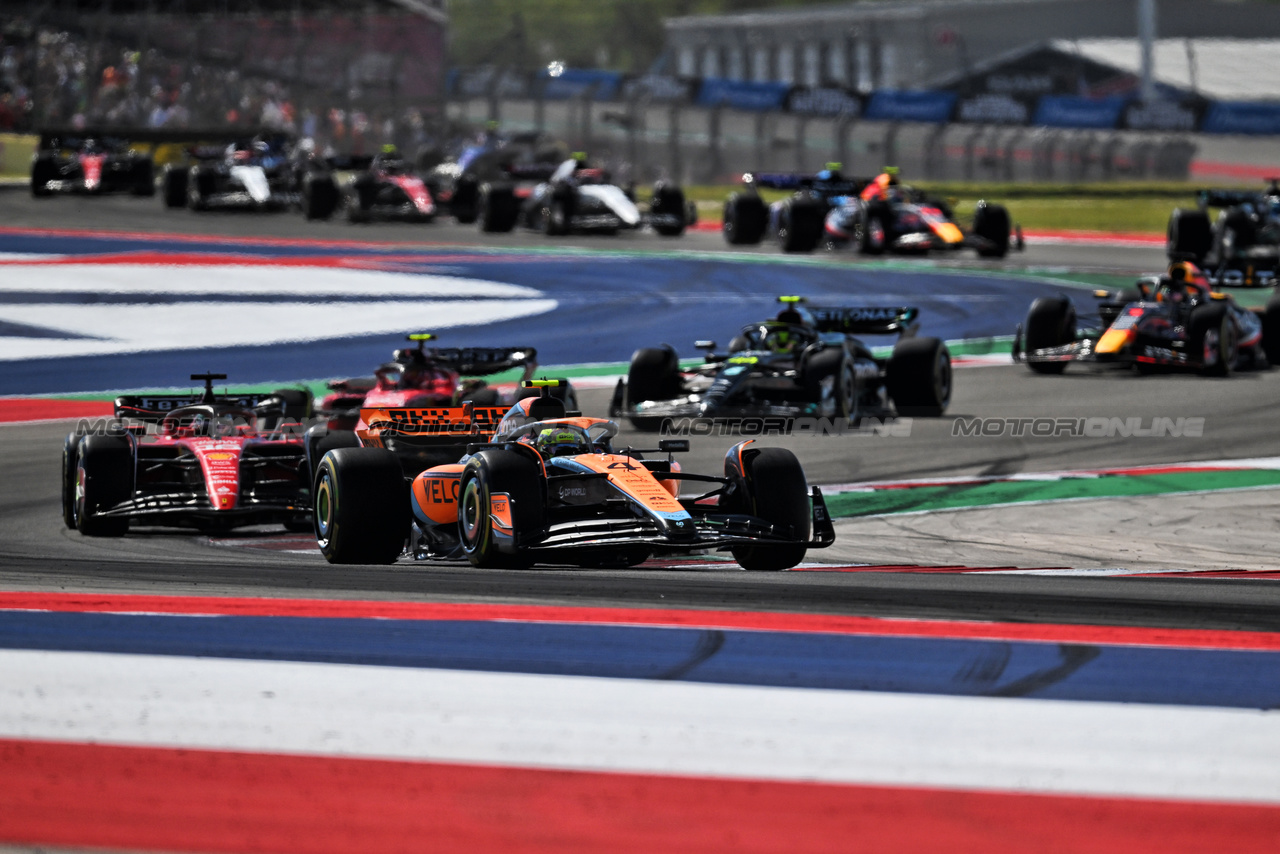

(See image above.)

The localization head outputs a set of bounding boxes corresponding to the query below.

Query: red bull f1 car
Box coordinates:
[312,381,835,570]
[722,166,1017,257]
[62,374,315,536]
[611,296,953,430]
[31,131,155,197]
[1014,261,1280,375]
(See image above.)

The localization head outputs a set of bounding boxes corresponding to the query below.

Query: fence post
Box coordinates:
[795,115,809,171]
[707,104,723,183]
[754,111,768,171]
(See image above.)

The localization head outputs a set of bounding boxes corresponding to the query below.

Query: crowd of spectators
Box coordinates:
[0,18,444,159]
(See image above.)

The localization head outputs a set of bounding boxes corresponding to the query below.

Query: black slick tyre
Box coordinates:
[972,201,1010,258]
[886,337,952,417]
[313,447,408,564]
[802,348,854,417]
[478,184,518,232]
[1023,296,1076,374]
[131,158,156,196]
[728,447,810,571]
[1261,292,1280,366]
[626,347,681,432]
[272,388,313,422]
[459,449,544,568]
[1189,302,1235,377]
[304,425,362,485]
[858,209,888,255]
[30,156,57,197]
[651,183,687,236]
[162,166,188,208]
[61,432,81,529]
[1167,208,1212,262]
[74,434,133,537]
[303,175,338,220]
[451,174,480,223]
[776,197,823,253]
[722,192,767,245]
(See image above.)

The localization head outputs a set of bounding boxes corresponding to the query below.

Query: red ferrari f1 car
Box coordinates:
[312,381,835,570]
[62,374,315,535]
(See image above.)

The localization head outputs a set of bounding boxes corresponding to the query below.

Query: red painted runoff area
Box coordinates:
[2,738,1277,854]
[3,591,1279,651]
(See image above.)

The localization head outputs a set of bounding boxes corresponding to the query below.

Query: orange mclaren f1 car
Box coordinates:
[312,381,835,570]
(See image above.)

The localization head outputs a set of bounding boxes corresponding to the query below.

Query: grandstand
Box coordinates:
[0,1,447,152]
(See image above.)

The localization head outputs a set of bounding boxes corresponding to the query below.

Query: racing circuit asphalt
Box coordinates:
[3,191,1280,631]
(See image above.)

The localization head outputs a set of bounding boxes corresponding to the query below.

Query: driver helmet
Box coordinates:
[763,325,796,353]
[1168,260,1210,299]
[535,426,586,458]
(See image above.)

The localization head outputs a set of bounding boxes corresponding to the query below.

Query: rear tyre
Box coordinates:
[776,197,823,253]
[303,174,338,220]
[651,182,687,236]
[459,450,544,568]
[972,201,1010,258]
[858,209,888,255]
[542,199,569,236]
[272,388,313,422]
[886,337,952,417]
[1023,296,1076,374]
[478,184,519,232]
[451,174,480,223]
[1167,208,1212,263]
[627,347,682,432]
[162,165,188,208]
[131,158,156,196]
[1262,292,1280,367]
[30,156,57,197]
[1189,302,1235,377]
[728,447,810,571]
[74,434,133,537]
[722,192,767,245]
[314,447,408,564]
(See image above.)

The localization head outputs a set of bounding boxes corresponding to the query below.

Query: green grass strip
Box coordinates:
[827,469,1280,518]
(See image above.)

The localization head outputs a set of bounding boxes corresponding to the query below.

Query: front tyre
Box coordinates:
[61,432,81,529]
[75,434,133,537]
[1189,303,1236,377]
[459,450,544,568]
[314,447,408,564]
[1023,296,1077,374]
[728,447,811,571]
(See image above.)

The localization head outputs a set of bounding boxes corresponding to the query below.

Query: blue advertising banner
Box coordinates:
[697,78,791,111]
[1033,96,1127,129]
[540,69,623,101]
[1201,101,1280,135]
[863,91,957,123]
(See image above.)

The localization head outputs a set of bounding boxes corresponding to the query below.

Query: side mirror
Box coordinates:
[694,340,716,350]
[658,439,689,453]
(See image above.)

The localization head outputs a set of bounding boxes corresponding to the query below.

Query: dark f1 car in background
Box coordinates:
[300,146,436,223]
[1014,260,1280,376]
[471,156,695,237]
[314,334,577,477]
[161,133,307,212]
[722,166,1017,257]
[1167,180,1280,287]
[30,129,155,197]
[312,380,835,569]
[61,373,316,536]
[611,296,953,430]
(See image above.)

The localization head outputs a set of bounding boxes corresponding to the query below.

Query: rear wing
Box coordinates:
[809,306,920,337]
[1198,189,1265,208]
[424,346,537,377]
[501,162,560,182]
[358,405,509,444]
[113,392,278,421]
[745,172,871,196]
